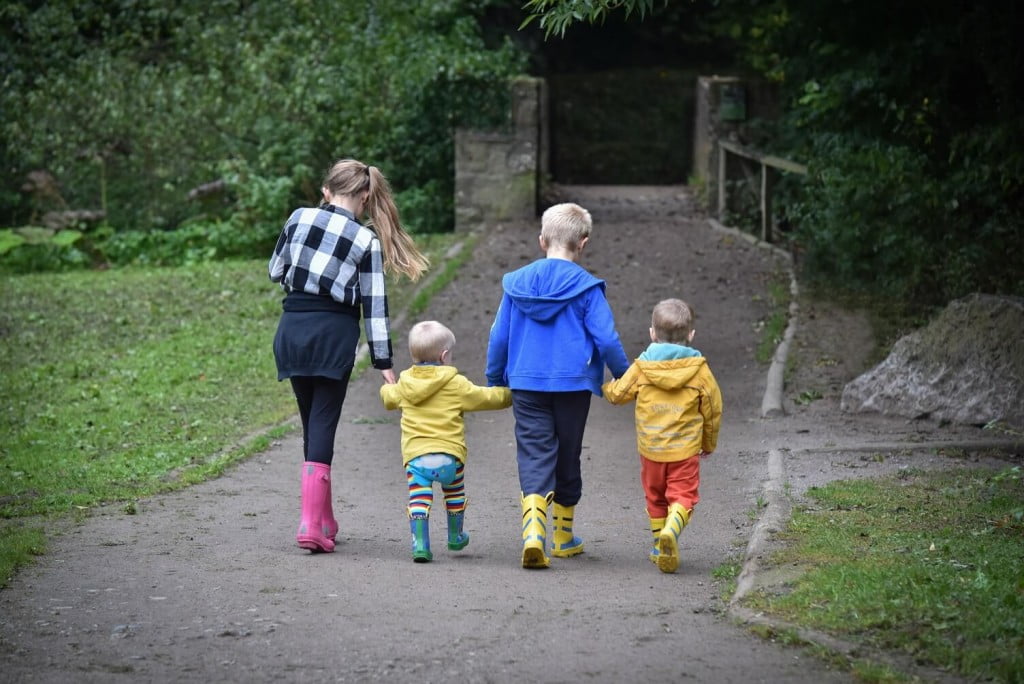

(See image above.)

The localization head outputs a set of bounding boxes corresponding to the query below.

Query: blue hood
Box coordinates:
[502,258,605,322]
[486,256,629,394]
[639,342,703,361]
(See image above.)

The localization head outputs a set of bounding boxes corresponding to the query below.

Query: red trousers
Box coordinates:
[640,454,700,518]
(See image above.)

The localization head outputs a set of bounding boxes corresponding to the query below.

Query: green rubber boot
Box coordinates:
[410,515,432,563]
[447,510,469,550]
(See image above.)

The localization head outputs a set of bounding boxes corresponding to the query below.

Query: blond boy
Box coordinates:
[381,321,511,562]
[486,203,630,568]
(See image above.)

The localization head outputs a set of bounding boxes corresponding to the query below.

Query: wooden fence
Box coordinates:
[717,139,807,243]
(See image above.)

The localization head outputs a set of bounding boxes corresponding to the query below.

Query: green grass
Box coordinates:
[407,233,477,316]
[754,272,791,363]
[711,560,742,602]
[0,232,461,586]
[742,465,1024,682]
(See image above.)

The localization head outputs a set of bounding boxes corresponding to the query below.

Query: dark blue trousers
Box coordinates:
[512,389,592,505]
[289,374,351,465]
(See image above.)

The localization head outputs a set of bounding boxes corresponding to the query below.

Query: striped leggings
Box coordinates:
[405,456,466,518]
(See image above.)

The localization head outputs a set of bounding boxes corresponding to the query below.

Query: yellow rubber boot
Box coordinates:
[657,503,691,574]
[521,493,551,569]
[648,516,666,564]
[551,503,584,557]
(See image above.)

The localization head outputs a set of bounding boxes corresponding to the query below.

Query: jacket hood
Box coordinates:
[502,259,604,322]
[637,356,707,391]
[639,342,702,362]
[395,365,459,405]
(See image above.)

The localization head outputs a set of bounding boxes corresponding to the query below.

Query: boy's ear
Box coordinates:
[538,234,548,252]
[578,236,589,252]
[688,329,696,343]
[649,327,657,342]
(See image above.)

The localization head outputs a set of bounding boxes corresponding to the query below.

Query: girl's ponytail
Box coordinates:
[364,165,429,282]
[321,159,429,282]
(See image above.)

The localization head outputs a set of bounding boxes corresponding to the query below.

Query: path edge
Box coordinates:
[705,219,796,419]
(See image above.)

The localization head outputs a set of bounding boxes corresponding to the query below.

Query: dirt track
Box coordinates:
[0,186,1007,683]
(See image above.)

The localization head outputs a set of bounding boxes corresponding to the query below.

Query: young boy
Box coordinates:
[486,202,630,569]
[381,320,511,562]
[602,298,723,573]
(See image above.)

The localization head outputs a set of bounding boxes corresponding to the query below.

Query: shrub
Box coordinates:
[0,0,527,271]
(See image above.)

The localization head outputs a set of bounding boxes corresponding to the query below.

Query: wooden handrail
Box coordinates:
[718,140,808,175]
[717,140,806,243]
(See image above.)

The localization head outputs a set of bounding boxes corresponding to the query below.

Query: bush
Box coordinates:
[791,138,937,299]
[0,1,527,270]
[787,128,1024,306]
[727,0,1024,308]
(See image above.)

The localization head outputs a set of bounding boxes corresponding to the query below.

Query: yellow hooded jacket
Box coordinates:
[380,365,511,466]
[602,350,723,463]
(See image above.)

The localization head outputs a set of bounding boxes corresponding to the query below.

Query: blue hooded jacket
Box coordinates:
[486,258,630,395]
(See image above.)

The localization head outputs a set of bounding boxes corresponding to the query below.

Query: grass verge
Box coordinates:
[754,270,791,364]
[740,464,1024,682]
[0,232,462,587]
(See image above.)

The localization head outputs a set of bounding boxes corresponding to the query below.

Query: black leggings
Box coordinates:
[289,374,352,465]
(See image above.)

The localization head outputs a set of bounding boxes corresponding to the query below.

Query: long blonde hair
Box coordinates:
[321,159,429,281]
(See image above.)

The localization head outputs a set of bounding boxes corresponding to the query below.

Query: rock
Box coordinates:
[841,294,1024,428]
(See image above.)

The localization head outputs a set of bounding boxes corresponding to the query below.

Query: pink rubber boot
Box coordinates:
[296,462,335,553]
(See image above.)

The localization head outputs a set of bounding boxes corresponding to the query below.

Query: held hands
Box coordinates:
[381,368,397,384]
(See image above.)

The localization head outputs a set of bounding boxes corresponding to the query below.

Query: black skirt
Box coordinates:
[273,293,361,381]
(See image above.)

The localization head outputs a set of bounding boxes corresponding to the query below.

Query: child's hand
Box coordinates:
[699,450,712,459]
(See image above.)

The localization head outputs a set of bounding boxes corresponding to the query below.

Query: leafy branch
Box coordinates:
[520,0,668,38]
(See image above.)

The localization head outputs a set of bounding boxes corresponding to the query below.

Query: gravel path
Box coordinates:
[1,185,1010,683]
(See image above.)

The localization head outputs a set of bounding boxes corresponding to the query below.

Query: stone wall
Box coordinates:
[454,76,546,231]
[455,73,778,227]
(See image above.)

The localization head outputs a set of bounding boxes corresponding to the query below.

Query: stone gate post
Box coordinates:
[692,75,778,214]
[454,76,547,231]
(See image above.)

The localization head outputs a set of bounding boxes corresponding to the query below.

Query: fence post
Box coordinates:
[716,139,805,244]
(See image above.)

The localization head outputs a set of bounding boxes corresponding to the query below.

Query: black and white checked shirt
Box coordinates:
[269,204,392,367]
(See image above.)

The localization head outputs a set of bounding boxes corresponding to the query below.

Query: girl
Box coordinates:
[269,159,428,553]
